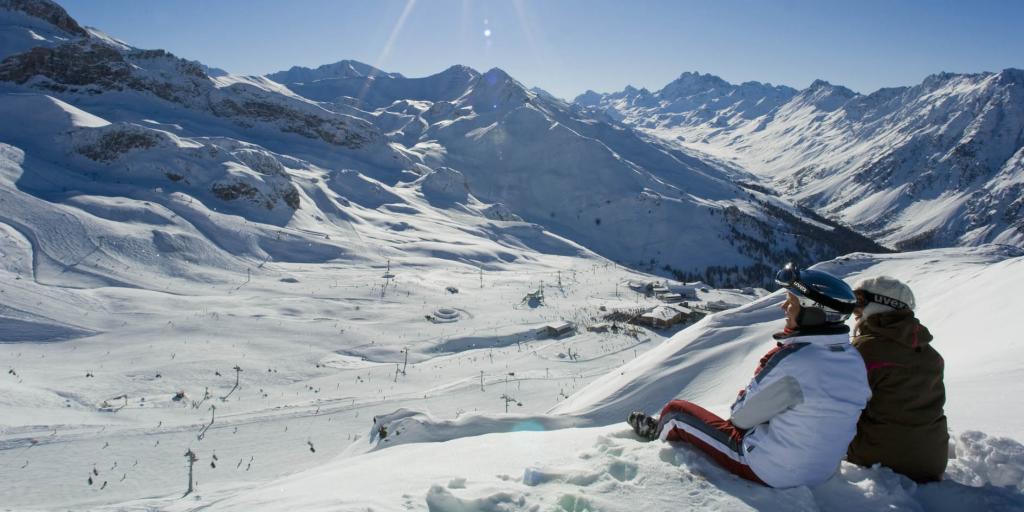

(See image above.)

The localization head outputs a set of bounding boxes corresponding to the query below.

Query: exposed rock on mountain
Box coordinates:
[0,0,85,38]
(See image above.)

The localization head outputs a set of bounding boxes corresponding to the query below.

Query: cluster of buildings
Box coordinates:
[534,279,744,341]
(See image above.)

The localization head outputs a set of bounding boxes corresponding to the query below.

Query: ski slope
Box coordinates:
[3,246,1021,511]
[176,247,1024,512]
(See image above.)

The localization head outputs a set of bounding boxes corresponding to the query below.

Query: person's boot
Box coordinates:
[627,411,659,441]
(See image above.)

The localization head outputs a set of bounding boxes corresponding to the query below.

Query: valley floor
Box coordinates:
[1,254,751,510]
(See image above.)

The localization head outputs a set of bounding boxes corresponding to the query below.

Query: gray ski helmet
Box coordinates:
[776,263,856,324]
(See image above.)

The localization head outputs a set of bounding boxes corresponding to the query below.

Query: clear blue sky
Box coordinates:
[60,0,1024,100]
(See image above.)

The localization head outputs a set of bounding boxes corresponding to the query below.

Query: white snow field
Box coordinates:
[2,239,1022,510]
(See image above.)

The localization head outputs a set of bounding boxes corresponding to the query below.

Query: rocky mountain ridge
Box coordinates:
[578,69,1024,250]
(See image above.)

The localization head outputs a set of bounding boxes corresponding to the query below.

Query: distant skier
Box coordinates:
[628,263,870,488]
[846,276,948,482]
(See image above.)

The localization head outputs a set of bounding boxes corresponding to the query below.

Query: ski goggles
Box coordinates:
[775,262,800,288]
[775,263,855,314]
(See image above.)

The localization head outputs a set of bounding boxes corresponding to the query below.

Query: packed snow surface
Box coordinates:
[2,243,1022,511]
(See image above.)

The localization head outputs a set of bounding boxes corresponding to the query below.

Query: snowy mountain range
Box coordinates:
[577,69,1024,250]
[0,0,888,290]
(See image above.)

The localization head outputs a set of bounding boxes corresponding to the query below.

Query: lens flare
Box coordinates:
[374,0,417,68]
[360,0,417,103]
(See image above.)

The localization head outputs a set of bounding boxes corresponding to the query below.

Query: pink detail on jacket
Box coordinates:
[865,361,900,372]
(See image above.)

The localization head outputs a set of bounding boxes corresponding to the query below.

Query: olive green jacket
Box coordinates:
[846,310,948,482]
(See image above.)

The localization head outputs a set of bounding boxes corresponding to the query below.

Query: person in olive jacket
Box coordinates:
[846,276,948,482]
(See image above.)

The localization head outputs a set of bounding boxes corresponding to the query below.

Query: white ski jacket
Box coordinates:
[730,329,870,488]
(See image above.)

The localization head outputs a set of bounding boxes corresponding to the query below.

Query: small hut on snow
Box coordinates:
[537,321,574,338]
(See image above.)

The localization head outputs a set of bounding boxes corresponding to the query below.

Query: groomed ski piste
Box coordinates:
[160,247,1024,512]
[2,230,1023,510]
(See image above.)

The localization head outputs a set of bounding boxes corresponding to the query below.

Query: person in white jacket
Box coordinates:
[628,263,871,488]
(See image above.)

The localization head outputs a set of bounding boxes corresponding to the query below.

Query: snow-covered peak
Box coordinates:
[0,19,411,166]
[462,67,534,111]
[792,79,858,111]
[265,59,402,85]
[995,67,1024,86]
[479,67,514,84]
[529,85,569,108]
[266,62,481,110]
[656,72,797,103]
[573,89,604,106]
[0,0,86,36]
[200,63,229,77]
[920,71,968,90]
[438,64,481,80]
[573,71,799,130]
[527,86,555,100]
[0,0,88,59]
[82,26,131,51]
[615,85,654,101]
[659,71,732,97]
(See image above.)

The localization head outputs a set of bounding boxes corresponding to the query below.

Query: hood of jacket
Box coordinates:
[858,309,933,349]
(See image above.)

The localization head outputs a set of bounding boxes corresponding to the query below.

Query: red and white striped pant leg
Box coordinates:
[657,399,767,486]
